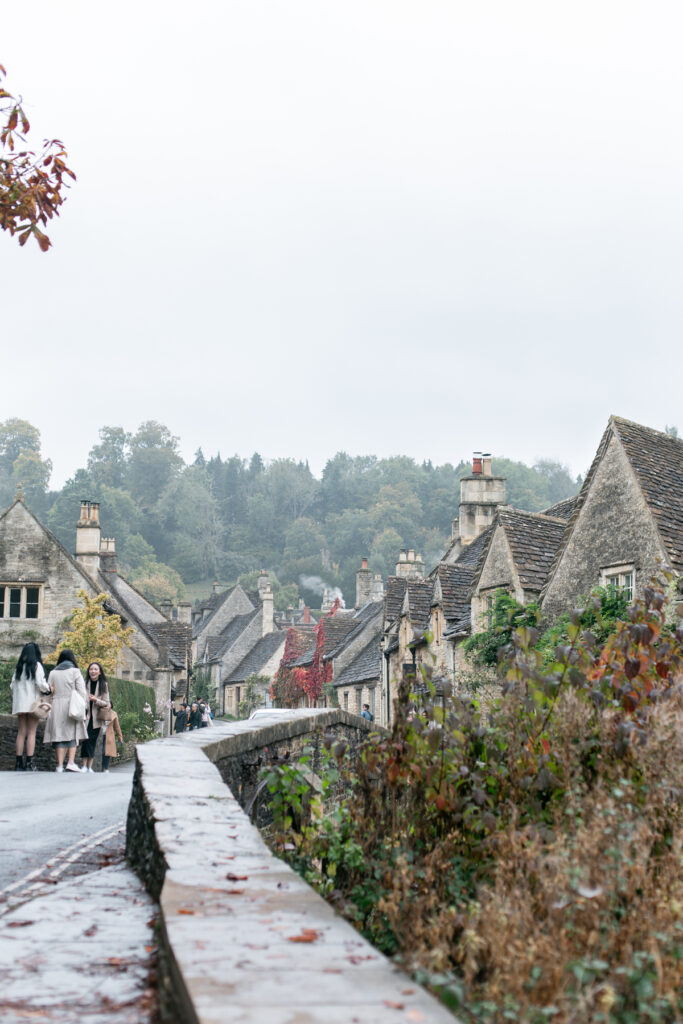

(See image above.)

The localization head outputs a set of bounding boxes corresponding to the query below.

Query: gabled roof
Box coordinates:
[542,417,683,600]
[455,525,493,568]
[0,496,98,592]
[403,579,434,631]
[192,585,257,639]
[145,621,192,667]
[203,608,261,663]
[384,577,408,625]
[103,572,167,626]
[334,637,382,687]
[433,563,476,622]
[224,631,286,683]
[495,507,567,592]
[612,417,683,573]
[542,495,579,521]
[290,612,361,668]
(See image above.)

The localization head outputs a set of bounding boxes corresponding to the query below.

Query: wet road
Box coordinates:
[0,763,135,893]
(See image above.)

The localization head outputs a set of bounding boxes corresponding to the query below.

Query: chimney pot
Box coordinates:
[408,549,415,561]
[482,453,492,477]
[361,557,368,570]
[472,453,483,475]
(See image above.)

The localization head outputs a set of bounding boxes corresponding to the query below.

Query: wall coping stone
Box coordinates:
[129,709,458,1023]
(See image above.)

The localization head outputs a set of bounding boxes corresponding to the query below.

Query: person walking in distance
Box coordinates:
[43,649,88,773]
[10,642,50,771]
[80,662,111,773]
[189,702,202,730]
[361,703,374,722]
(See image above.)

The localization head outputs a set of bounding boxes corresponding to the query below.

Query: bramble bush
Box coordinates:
[261,576,683,1023]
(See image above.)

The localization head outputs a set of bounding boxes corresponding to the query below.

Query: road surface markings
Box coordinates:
[0,821,125,909]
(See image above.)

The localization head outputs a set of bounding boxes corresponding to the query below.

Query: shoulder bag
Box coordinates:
[28,697,52,720]
[68,687,86,722]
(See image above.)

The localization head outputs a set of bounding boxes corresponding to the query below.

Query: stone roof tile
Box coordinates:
[497,507,567,591]
[334,638,382,687]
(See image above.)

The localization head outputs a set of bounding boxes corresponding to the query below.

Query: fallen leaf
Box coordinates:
[383,1000,405,1010]
[402,988,415,995]
[226,873,248,881]
[177,908,195,915]
[84,925,98,937]
[406,1012,426,1022]
[7,921,33,928]
[287,928,321,943]
[226,888,244,894]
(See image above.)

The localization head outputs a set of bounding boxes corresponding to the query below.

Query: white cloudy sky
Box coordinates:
[1,1,681,486]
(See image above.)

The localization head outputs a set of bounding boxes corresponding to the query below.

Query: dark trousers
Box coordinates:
[102,753,111,771]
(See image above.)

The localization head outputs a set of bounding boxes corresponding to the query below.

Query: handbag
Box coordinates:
[68,687,86,722]
[98,706,114,723]
[28,697,52,720]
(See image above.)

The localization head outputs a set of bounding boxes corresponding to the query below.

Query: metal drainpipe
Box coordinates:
[384,651,391,727]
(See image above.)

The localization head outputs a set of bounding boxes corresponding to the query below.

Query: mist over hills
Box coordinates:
[0,418,579,609]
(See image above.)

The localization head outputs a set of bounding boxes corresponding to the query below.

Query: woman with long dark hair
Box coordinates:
[43,649,88,773]
[79,662,111,772]
[10,642,50,771]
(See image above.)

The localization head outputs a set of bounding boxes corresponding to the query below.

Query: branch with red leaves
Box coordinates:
[0,64,76,251]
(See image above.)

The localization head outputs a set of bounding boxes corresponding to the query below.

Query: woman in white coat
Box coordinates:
[43,649,88,773]
[10,642,50,771]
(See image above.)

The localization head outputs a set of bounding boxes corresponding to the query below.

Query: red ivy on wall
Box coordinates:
[270,621,332,708]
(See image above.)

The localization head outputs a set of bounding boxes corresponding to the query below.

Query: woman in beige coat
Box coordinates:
[43,649,88,773]
[101,708,123,772]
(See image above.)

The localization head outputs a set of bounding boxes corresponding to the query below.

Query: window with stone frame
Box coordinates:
[600,565,635,602]
[0,584,42,620]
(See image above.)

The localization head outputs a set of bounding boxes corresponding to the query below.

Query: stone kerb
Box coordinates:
[127,710,458,1024]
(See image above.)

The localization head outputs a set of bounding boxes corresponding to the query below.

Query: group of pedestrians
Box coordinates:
[10,641,123,773]
[172,697,212,733]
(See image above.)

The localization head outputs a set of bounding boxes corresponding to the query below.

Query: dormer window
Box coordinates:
[0,584,42,619]
[600,565,635,602]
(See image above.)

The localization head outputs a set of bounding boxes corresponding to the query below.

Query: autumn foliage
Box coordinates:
[265,577,683,1022]
[270,620,332,707]
[0,64,75,251]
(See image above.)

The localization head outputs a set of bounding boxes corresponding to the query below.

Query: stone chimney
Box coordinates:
[160,600,173,620]
[99,537,117,573]
[455,452,506,545]
[257,570,269,598]
[355,557,373,608]
[212,580,220,594]
[177,601,192,625]
[371,573,384,601]
[395,549,424,579]
[261,583,274,635]
[75,500,101,577]
[321,588,334,614]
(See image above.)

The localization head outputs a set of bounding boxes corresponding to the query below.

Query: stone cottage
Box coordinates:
[542,416,683,617]
[0,494,191,730]
[193,571,286,715]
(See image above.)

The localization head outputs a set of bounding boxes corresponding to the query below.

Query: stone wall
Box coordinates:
[0,713,136,771]
[126,710,457,1024]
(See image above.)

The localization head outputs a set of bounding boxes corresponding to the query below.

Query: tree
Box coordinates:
[0,418,40,469]
[127,556,185,605]
[87,427,131,488]
[0,64,75,250]
[127,421,184,509]
[45,591,133,675]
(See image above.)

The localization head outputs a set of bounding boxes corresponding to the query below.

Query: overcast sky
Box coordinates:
[1,1,681,487]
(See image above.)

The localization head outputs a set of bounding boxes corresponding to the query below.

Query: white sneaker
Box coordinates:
[65,763,81,773]
[87,767,94,773]
[103,769,110,773]
[55,765,64,773]
[79,765,88,773]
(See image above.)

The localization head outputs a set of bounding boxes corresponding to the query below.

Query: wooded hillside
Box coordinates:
[0,418,580,608]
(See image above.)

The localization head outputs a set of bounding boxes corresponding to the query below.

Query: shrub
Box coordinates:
[262,578,683,1022]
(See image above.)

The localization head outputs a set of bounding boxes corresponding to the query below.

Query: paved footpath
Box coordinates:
[0,767,159,1024]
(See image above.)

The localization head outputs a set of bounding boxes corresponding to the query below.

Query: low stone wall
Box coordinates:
[127,709,458,1024]
[0,713,136,771]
